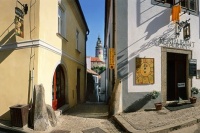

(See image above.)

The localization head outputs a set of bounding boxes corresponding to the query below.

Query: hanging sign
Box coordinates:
[15,16,24,38]
[189,59,197,76]
[15,7,24,18]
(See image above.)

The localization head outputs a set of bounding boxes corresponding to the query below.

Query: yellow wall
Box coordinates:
[0,0,39,120]
[0,0,39,44]
[37,0,87,106]
[0,48,38,120]
[0,0,87,120]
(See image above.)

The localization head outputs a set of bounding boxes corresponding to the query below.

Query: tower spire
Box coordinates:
[95,36,103,61]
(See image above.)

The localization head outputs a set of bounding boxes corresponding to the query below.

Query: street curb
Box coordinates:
[113,114,146,133]
[114,114,200,133]
[0,124,26,133]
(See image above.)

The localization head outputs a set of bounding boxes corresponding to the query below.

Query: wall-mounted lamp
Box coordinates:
[17,0,28,15]
[183,23,190,41]
[24,4,28,14]
[176,18,190,39]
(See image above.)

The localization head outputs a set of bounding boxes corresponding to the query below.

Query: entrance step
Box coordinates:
[55,104,70,117]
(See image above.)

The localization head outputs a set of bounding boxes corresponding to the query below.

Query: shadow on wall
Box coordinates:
[0,110,10,121]
[117,22,174,81]
[124,94,151,113]
[136,0,171,40]
[145,9,171,39]
[0,28,16,64]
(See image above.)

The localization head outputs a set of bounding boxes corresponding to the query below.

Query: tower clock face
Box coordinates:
[136,58,154,84]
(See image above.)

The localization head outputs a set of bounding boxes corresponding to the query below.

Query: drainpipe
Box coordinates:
[84,30,89,102]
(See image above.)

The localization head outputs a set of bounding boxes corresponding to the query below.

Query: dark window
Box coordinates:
[152,0,199,15]
[155,0,175,5]
[181,0,197,11]
[152,0,175,7]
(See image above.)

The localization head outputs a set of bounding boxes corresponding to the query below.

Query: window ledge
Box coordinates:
[56,33,68,42]
[76,49,81,53]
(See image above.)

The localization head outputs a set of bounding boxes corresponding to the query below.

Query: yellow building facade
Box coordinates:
[0,0,89,120]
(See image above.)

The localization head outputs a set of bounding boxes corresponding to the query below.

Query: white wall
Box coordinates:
[86,56,91,69]
[121,0,200,93]
[114,0,200,110]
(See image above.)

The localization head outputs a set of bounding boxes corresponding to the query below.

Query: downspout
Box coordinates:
[84,30,89,102]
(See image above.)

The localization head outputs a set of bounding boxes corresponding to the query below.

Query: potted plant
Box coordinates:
[149,90,162,110]
[190,87,199,104]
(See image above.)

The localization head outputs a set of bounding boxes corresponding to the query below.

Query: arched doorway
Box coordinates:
[52,65,65,110]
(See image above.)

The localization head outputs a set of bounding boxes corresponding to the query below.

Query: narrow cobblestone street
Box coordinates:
[51,103,125,133]
[0,103,126,133]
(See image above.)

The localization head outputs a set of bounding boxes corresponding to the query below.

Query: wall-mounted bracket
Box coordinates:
[176,19,191,40]
[17,0,28,15]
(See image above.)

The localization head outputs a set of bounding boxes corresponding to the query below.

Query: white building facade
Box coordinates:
[105,0,200,113]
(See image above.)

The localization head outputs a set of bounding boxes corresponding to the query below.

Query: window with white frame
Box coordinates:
[76,29,80,51]
[151,0,199,15]
[58,4,66,37]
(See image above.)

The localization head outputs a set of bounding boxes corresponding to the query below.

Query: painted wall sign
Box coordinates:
[189,59,197,76]
[177,83,185,88]
[109,48,115,69]
[15,16,24,38]
[159,37,194,49]
[135,58,154,85]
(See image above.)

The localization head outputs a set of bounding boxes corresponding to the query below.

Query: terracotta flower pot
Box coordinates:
[190,97,197,104]
[154,102,162,110]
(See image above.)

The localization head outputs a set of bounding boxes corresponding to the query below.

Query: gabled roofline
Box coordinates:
[75,0,90,35]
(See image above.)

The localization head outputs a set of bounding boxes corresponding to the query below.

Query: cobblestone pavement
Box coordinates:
[120,103,199,130]
[0,103,126,133]
[51,103,125,133]
[115,101,200,132]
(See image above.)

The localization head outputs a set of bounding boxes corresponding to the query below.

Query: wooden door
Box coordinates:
[167,53,187,101]
[52,65,65,110]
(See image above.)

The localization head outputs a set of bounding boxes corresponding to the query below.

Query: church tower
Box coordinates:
[95,36,103,61]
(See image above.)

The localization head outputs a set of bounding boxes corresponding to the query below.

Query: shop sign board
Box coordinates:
[159,37,194,49]
[15,16,24,38]
[15,7,24,18]
[189,59,197,76]
[177,83,185,88]
[109,48,115,69]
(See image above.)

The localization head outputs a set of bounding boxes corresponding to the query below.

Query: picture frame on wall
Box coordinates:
[135,58,154,85]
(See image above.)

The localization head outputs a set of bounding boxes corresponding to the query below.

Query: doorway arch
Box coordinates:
[52,64,66,110]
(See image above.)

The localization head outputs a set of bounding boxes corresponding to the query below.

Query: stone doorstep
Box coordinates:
[55,104,70,117]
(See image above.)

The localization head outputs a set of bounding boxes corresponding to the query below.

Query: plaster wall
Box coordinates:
[0,0,87,120]
[115,0,200,111]
[0,48,38,120]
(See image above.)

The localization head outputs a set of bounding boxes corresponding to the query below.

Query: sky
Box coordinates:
[79,0,105,57]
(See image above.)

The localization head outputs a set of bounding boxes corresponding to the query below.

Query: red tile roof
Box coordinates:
[91,57,102,62]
